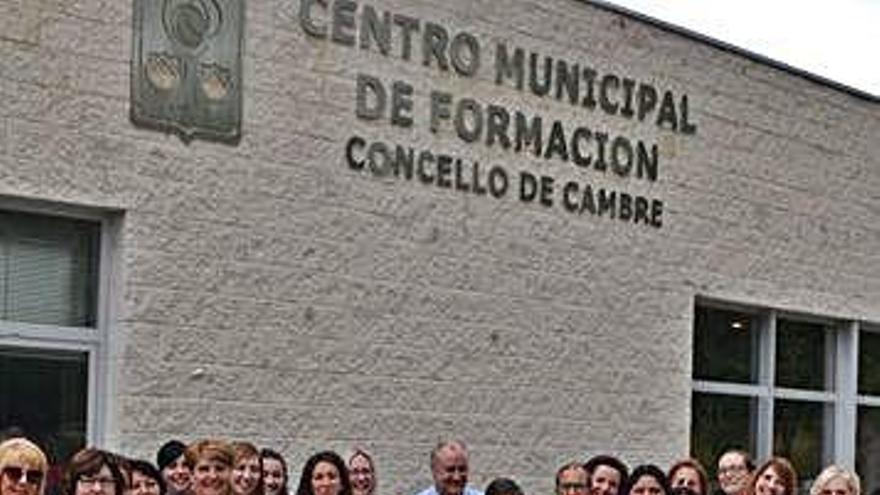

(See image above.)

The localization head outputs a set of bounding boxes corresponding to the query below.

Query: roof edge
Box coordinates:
[581,0,879,103]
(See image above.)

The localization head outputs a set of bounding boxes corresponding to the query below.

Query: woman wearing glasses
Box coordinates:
[0,438,48,495]
[64,449,126,495]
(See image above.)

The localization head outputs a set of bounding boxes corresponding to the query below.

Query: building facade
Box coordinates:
[1,1,878,494]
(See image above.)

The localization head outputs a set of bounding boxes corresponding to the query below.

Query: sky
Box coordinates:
[602,0,880,97]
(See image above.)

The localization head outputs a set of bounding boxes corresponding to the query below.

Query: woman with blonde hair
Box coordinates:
[809,466,861,495]
[0,438,49,495]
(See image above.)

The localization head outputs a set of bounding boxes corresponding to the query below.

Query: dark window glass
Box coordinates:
[693,305,757,383]
[775,319,829,390]
[0,346,88,467]
[773,399,829,482]
[859,329,880,395]
[691,392,757,481]
[0,211,100,327]
[856,406,880,495]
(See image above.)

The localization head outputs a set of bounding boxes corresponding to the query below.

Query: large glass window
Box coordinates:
[857,326,880,495]
[0,207,105,473]
[692,301,877,486]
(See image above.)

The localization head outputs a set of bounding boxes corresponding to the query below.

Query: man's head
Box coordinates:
[584,456,628,495]
[717,451,753,495]
[431,441,469,495]
[556,463,589,495]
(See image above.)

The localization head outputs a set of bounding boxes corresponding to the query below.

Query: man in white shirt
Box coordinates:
[415,440,483,495]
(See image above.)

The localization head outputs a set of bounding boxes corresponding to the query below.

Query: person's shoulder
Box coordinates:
[464,486,485,495]
[414,486,438,495]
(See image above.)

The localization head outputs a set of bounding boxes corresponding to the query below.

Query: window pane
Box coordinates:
[0,346,88,467]
[859,329,880,395]
[773,399,829,481]
[775,319,829,390]
[856,406,880,495]
[693,305,758,383]
[691,392,757,480]
[0,211,100,327]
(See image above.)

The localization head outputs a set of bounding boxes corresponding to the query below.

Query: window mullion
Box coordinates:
[834,320,858,469]
[756,309,776,461]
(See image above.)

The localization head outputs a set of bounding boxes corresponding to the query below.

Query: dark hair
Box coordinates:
[157,441,190,471]
[486,478,524,495]
[260,449,289,495]
[624,465,672,495]
[749,458,796,495]
[295,452,351,495]
[586,456,629,482]
[64,448,127,495]
[130,459,167,495]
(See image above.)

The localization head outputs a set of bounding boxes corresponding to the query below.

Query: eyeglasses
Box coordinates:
[719,466,748,475]
[559,483,589,493]
[77,476,118,488]
[2,466,44,486]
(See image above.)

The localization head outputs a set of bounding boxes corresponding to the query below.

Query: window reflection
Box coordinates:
[693,306,757,383]
[691,392,757,480]
[773,399,829,482]
[776,319,830,390]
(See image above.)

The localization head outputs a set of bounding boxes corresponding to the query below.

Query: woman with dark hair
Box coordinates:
[64,449,126,495]
[749,458,797,495]
[157,441,191,495]
[230,444,261,495]
[295,452,350,495]
[259,451,287,495]
[624,465,672,495]
[485,479,523,495]
[346,450,374,495]
[129,460,165,495]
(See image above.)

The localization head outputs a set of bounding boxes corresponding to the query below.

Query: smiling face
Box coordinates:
[163,455,192,494]
[1,464,45,495]
[755,467,787,495]
[311,462,341,495]
[671,467,703,495]
[262,458,285,495]
[75,464,118,495]
[231,457,260,495]
[348,454,374,495]
[131,471,161,495]
[591,465,623,495]
[431,444,468,495]
[557,466,589,495]
[717,453,749,495]
[630,476,664,495]
[193,458,231,495]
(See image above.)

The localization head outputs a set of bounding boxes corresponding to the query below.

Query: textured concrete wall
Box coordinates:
[1,1,878,494]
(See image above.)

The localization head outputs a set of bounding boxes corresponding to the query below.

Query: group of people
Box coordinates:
[0,436,866,495]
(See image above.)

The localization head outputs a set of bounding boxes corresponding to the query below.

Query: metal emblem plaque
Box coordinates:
[131,0,244,143]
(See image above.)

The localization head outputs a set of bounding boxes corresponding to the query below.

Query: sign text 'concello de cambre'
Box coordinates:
[301,0,700,228]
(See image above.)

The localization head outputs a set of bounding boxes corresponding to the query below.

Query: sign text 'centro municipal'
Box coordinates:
[305,0,698,229]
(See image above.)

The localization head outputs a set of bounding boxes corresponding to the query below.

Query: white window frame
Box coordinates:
[0,197,120,448]
[692,298,879,472]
